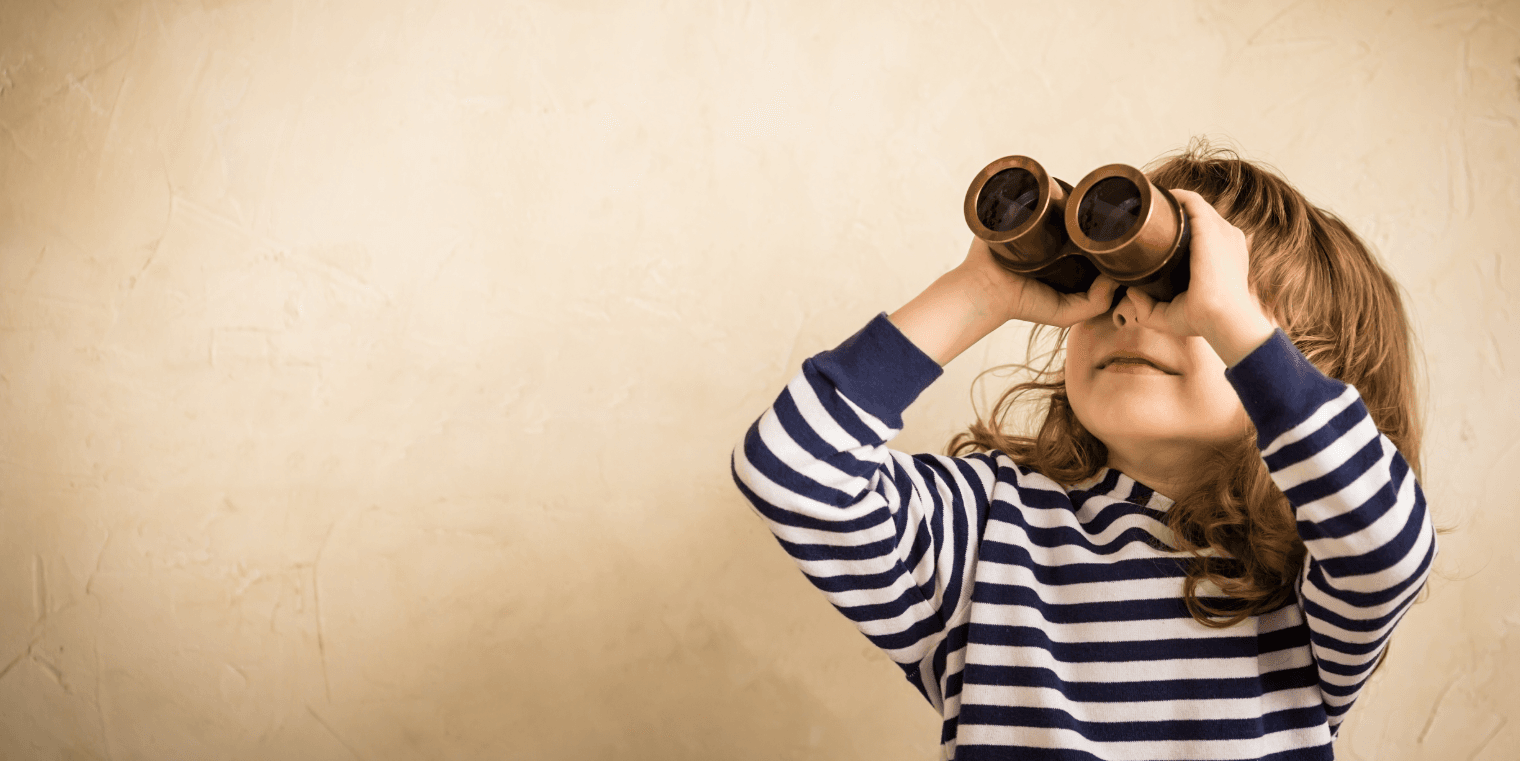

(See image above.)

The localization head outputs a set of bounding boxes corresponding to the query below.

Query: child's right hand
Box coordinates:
[889,238,1120,366]
[957,237,1120,329]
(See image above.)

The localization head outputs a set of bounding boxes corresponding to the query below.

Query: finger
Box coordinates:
[1169,188,1217,221]
[1057,275,1120,325]
[1129,287,1201,337]
[1125,287,1178,333]
[1124,286,1160,325]
[1086,274,1120,308]
[1171,189,1243,241]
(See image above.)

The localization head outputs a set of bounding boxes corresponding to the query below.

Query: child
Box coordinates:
[730,143,1435,760]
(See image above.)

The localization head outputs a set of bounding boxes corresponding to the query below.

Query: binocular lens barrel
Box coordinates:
[1075,176,1142,243]
[964,156,1192,301]
[975,168,1041,232]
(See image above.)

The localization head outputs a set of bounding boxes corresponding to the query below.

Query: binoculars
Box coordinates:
[964,156,1192,301]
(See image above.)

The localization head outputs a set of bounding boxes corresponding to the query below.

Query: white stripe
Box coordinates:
[1303,505,1434,596]
[1261,385,1360,458]
[784,371,870,453]
[732,440,892,537]
[962,643,1309,684]
[755,404,873,501]
[1303,533,1434,626]
[1292,436,1401,530]
[1270,414,1380,491]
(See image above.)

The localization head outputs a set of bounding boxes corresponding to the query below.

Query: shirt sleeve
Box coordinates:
[729,313,996,681]
[1225,329,1438,736]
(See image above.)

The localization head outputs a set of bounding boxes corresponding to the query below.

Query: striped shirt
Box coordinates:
[730,313,1435,760]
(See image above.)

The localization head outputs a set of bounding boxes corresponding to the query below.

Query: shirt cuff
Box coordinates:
[807,312,945,429]
[1224,328,1349,448]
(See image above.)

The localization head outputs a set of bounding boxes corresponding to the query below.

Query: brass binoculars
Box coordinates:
[964,156,1192,301]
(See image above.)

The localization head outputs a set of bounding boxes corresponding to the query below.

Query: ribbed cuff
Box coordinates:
[1224,328,1348,448]
[808,312,945,429]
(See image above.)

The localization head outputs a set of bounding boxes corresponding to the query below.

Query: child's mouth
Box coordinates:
[1100,358,1173,375]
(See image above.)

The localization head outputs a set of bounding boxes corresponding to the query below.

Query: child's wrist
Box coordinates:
[1202,305,1277,368]
[889,267,1010,366]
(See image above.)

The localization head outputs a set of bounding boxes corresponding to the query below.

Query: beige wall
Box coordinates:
[1,0,1516,758]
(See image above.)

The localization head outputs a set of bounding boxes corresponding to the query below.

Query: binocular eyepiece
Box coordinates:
[964,156,1192,301]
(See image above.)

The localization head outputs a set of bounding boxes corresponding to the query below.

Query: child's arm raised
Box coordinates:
[1128,190,1438,736]
[730,242,1114,703]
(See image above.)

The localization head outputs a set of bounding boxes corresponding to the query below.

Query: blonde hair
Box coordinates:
[950,139,1423,627]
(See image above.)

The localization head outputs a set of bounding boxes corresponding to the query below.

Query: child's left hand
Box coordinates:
[1122,189,1278,367]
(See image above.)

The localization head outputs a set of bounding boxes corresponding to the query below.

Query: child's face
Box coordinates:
[1064,293,1250,465]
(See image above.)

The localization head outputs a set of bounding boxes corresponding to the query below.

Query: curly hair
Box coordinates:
[949,138,1423,627]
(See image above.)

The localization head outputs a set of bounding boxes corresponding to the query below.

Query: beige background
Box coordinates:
[1,0,1516,759]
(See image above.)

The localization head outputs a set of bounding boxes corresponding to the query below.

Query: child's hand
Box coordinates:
[958,237,1120,329]
[889,239,1120,366]
[1122,189,1277,366]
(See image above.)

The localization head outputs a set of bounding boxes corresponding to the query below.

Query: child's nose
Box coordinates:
[1111,286,1135,328]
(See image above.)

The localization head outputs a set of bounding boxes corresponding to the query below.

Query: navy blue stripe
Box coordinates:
[1126,477,1157,505]
[858,609,946,653]
[967,624,1259,662]
[1320,678,1366,699]
[942,621,969,698]
[901,512,932,580]
[955,745,1333,761]
[775,534,896,563]
[1281,433,1385,508]
[1300,590,1408,635]
[738,423,863,515]
[1302,534,1433,609]
[951,457,992,621]
[807,565,903,595]
[1316,655,1378,678]
[1304,454,1411,541]
[1296,469,1399,544]
[1325,700,1355,718]
[954,746,1104,761]
[1263,401,1366,472]
[971,583,1197,623]
[957,703,1324,742]
[739,421,857,509]
[1312,495,1431,581]
[996,464,1082,510]
[771,386,875,480]
[833,584,926,624]
[799,360,881,446]
[1070,500,1170,536]
[1307,625,1389,658]
[961,662,1320,701]
[982,499,1173,555]
[1066,468,1124,512]
[1257,622,1312,654]
[730,453,892,535]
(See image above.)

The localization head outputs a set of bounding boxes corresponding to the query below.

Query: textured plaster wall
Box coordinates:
[0,0,1516,759]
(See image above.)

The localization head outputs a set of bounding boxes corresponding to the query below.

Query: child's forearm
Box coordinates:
[887,265,1009,367]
